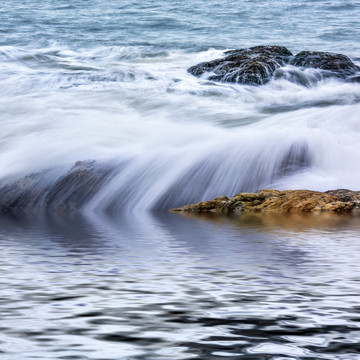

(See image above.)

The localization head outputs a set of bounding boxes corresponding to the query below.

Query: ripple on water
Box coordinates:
[0,212,360,358]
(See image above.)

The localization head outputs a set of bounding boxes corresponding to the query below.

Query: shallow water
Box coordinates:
[1,213,360,359]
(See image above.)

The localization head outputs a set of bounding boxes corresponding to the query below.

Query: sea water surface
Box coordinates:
[1,0,360,358]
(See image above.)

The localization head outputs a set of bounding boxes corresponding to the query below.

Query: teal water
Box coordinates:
[1,0,360,53]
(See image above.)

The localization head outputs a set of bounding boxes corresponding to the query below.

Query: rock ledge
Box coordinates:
[170,189,360,215]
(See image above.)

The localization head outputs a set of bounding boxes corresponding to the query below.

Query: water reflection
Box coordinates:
[0,212,360,359]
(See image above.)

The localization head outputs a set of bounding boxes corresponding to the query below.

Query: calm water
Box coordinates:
[2,213,360,359]
[1,0,360,358]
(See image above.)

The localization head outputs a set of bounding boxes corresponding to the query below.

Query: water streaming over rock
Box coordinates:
[0,43,360,212]
[1,0,360,212]
[1,0,360,358]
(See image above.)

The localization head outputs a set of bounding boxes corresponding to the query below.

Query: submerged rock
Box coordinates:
[0,161,114,214]
[188,45,293,85]
[188,46,359,85]
[170,189,360,214]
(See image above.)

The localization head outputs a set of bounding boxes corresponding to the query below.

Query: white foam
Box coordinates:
[1,44,360,210]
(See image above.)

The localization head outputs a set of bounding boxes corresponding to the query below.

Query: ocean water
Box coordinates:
[1,0,360,209]
[1,0,360,358]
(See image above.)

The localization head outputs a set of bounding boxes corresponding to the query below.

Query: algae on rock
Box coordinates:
[171,189,360,214]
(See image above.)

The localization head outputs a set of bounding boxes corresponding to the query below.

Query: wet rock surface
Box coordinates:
[188,45,360,85]
[0,161,114,214]
[291,51,360,77]
[188,45,292,85]
[171,189,360,215]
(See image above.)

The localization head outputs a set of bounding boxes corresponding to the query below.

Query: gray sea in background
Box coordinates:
[1,0,360,359]
[1,0,360,53]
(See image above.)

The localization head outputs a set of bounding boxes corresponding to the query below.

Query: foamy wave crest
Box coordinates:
[1,44,360,213]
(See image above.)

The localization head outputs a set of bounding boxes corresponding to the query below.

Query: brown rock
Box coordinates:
[170,189,359,214]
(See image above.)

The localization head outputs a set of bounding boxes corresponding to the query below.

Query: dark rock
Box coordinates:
[224,45,293,60]
[44,161,114,213]
[188,45,293,85]
[188,46,360,85]
[291,51,360,78]
[348,74,360,83]
[276,142,312,176]
[0,161,114,214]
[325,189,360,202]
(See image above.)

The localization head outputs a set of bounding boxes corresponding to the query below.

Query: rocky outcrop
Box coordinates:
[188,45,360,85]
[0,161,114,214]
[291,51,360,78]
[188,45,293,85]
[170,189,360,214]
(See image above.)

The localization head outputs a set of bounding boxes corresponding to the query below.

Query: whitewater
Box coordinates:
[3,2,360,360]
[1,1,360,212]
